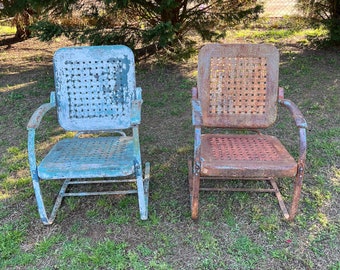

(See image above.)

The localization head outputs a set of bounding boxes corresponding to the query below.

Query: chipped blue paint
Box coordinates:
[192,99,202,126]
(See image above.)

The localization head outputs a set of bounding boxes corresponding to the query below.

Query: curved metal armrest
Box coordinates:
[27,103,56,129]
[279,99,307,129]
[27,92,56,130]
[279,98,307,167]
[27,92,56,173]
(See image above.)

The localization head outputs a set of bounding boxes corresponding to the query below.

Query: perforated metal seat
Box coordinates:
[38,137,135,179]
[200,134,297,178]
[189,44,307,221]
[27,45,150,225]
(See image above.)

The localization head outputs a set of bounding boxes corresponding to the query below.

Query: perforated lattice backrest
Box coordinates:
[198,44,279,128]
[53,45,136,131]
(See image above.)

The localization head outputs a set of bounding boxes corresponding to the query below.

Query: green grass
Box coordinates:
[231,26,328,45]
[0,26,16,35]
[0,17,339,269]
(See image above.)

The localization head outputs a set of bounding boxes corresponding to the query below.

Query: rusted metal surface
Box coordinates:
[200,134,297,178]
[190,43,307,221]
[27,45,150,225]
[197,43,279,128]
[280,94,307,220]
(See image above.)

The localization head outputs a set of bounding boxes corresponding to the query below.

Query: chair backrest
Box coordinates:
[197,44,279,129]
[53,45,136,131]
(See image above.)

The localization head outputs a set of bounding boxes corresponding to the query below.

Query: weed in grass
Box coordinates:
[330,167,340,192]
[232,192,251,210]
[195,229,220,254]
[197,257,226,269]
[0,223,25,261]
[251,205,263,222]
[64,197,80,211]
[227,235,264,270]
[55,209,68,224]
[35,75,54,91]
[3,146,28,173]
[96,196,113,210]
[7,253,36,268]
[127,250,148,270]
[56,238,146,270]
[258,214,280,234]
[70,221,88,235]
[105,212,131,225]
[86,209,101,219]
[223,208,237,229]
[35,233,65,254]
[270,248,290,261]
[316,212,329,227]
[136,210,160,229]
[0,203,10,220]
[148,259,172,270]
[137,244,153,257]
[329,261,340,270]
[159,199,182,223]
[311,189,332,208]
[1,177,30,191]
[8,91,25,101]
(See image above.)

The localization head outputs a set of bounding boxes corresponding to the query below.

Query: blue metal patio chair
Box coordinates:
[27,45,150,225]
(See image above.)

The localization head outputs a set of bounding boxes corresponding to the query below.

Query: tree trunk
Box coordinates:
[13,8,34,40]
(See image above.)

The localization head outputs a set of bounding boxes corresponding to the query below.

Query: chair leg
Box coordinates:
[136,162,148,220]
[143,162,150,216]
[270,179,290,220]
[288,174,303,221]
[188,159,193,196]
[190,159,200,220]
[32,177,69,225]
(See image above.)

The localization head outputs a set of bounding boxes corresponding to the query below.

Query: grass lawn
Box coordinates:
[0,21,339,269]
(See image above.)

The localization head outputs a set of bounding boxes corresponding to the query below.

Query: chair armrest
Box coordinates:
[192,87,202,126]
[27,92,56,130]
[279,99,307,129]
[279,97,307,173]
[27,92,56,174]
[131,87,143,125]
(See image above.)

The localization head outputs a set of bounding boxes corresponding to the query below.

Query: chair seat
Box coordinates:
[38,136,135,179]
[200,134,297,178]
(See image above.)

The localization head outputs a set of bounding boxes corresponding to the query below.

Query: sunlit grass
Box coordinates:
[0,82,36,93]
[0,26,16,35]
[226,26,328,44]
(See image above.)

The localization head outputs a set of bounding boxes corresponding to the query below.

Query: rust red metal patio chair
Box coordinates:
[189,44,307,221]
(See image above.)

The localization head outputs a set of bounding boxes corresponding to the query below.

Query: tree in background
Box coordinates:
[297,0,340,45]
[0,0,39,39]
[27,0,262,58]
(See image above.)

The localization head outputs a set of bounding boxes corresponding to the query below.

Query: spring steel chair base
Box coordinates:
[27,45,150,225]
[189,44,307,221]
[33,166,150,225]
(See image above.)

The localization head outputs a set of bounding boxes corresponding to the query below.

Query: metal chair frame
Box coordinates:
[27,45,150,225]
[189,44,307,221]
